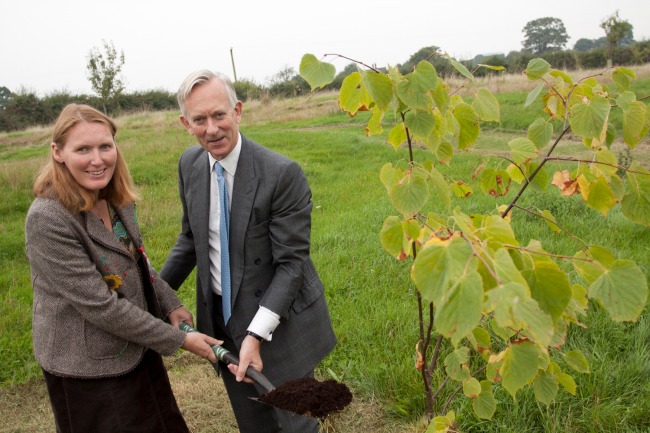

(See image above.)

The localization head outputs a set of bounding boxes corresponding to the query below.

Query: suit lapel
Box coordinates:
[230,136,258,301]
[190,151,213,303]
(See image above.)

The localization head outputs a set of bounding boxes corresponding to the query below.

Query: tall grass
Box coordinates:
[1,80,649,432]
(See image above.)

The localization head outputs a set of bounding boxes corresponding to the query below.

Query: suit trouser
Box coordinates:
[211,293,319,433]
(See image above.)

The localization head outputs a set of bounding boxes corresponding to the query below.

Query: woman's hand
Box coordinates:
[181,332,222,364]
[168,306,193,328]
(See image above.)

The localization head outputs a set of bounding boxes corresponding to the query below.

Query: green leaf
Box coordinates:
[405,110,436,139]
[501,341,539,399]
[524,261,571,322]
[589,259,648,322]
[612,67,636,91]
[445,347,470,381]
[573,245,616,285]
[526,58,551,80]
[514,297,554,347]
[621,163,650,226]
[563,349,590,373]
[453,102,480,150]
[429,166,451,211]
[299,54,336,90]
[412,236,475,305]
[470,327,492,359]
[463,377,481,398]
[487,282,527,329]
[472,381,497,419]
[568,96,611,139]
[621,100,648,148]
[533,370,559,406]
[380,216,406,259]
[448,56,474,80]
[482,215,518,246]
[396,61,437,110]
[528,118,553,149]
[389,169,429,215]
[472,88,500,122]
[525,84,545,108]
[508,137,538,165]
[379,163,399,190]
[363,70,393,112]
[435,269,483,346]
[541,210,561,234]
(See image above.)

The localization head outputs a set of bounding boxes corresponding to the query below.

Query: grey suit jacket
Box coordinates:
[160,134,336,384]
[25,197,186,378]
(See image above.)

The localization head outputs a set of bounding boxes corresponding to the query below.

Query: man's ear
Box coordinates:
[179,115,193,134]
[51,142,64,163]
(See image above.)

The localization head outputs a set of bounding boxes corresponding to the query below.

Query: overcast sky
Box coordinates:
[1,0,648,96]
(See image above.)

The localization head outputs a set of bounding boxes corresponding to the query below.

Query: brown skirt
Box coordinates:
[42,349,189,433]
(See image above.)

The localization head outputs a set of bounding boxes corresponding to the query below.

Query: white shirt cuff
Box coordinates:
[248,306,280,341]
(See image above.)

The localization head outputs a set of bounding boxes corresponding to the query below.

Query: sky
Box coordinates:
[1,0,649,96]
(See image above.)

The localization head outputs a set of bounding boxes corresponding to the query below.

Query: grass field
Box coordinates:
[1,67,649,432]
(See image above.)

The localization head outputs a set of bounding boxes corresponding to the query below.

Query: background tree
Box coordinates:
[86,40,125,113]
[0,86,11,109]
[600,10,634,66]
[522,17,569,54]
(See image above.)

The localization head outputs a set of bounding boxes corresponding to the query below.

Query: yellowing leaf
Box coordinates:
[589,259,648,322]
[501,341,539,399]
[551,170,580,196]
[435,269,483,346]
[339,72,372,116]
[508,137,538,165]
[453,102,480,150]
[563,349,590,373]
[533,370,559,406]
[463,377,481,398]
[472,381,497,419]
[621,163,650,226]
[472,88,500,123]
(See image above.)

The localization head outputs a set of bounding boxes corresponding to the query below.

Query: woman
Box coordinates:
[25,103,221,433]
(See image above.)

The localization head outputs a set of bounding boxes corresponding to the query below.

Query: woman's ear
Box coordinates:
[51,142,63,163]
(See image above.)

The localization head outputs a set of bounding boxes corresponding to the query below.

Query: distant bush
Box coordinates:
[577,48,608,69]
[540,50,577,70]
[234,79,264,102]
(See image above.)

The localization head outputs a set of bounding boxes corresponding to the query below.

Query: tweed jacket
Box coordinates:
[160,134,337,385]
[25,197,186,378]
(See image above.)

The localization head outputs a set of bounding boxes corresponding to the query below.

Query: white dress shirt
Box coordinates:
[207,133,279,341]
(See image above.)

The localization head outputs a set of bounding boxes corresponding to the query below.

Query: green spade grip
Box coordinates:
[179,322,275,393]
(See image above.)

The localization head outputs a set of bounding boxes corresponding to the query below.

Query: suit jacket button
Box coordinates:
[255,290,263,297]
[254,258,261,265]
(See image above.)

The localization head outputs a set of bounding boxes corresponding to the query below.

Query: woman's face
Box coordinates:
[52,121,117,195]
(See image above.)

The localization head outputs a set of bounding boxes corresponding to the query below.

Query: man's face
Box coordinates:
[180,78,242,160]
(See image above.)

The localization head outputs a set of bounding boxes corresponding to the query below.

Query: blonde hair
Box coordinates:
[33,103,139,213]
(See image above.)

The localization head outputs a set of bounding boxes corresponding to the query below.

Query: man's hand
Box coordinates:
[227,335,263,383]
[181,332,222,364]
[168,306,194,328]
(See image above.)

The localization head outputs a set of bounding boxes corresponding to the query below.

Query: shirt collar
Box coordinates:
[208,132,241,177]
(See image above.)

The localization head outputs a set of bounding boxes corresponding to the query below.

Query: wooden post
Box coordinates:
[230,47,237,82]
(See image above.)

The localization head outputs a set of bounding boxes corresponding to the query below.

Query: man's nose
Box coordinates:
[206,118,220,134]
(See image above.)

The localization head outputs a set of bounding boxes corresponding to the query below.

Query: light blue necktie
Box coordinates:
[215,162,231,324]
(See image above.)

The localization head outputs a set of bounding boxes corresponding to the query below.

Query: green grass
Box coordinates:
[1,88,649,432]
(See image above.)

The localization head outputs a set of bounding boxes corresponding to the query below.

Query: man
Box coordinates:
[160,70,336,433]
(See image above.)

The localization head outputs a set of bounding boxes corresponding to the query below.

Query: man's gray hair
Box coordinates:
[177,70,238,116]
